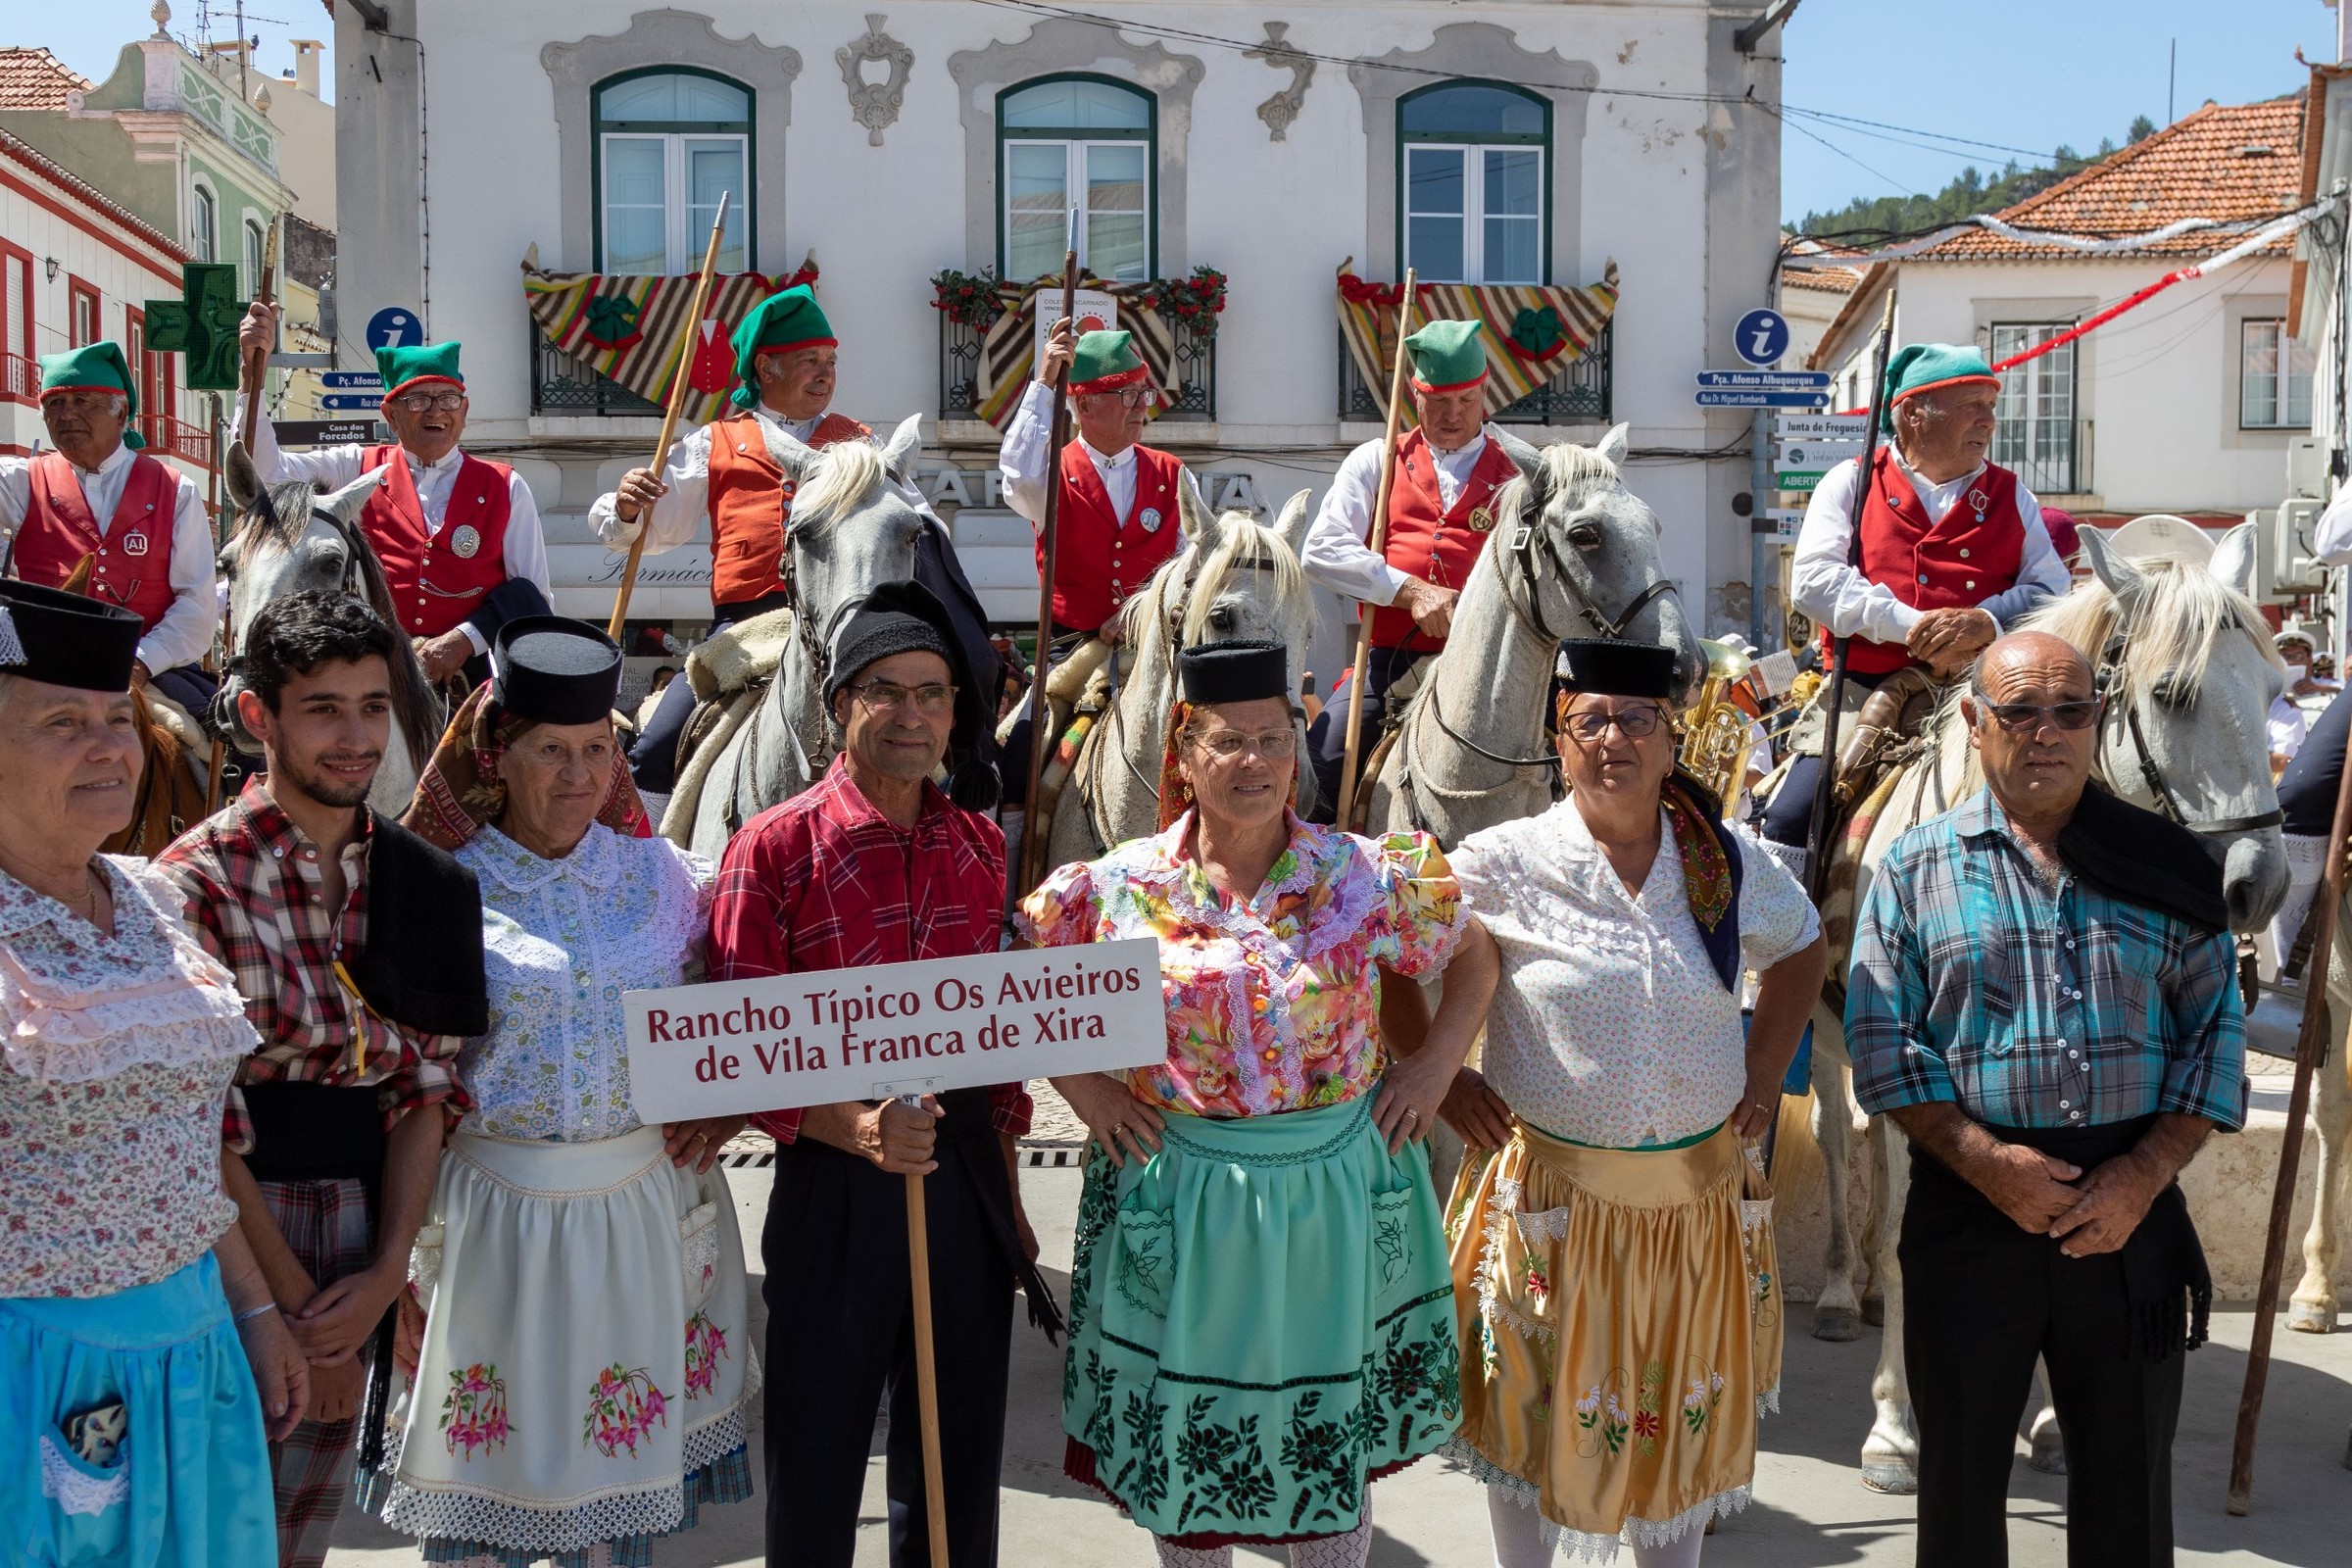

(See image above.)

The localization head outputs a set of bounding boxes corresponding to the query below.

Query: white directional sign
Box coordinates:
[1775,440,1864,472]
[1696,368,1833,390]
[1775,413,1868,440]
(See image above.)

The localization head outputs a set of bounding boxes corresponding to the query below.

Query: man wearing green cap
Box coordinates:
[591,284,873,792]
[1302,317,1519,815]
[0,344,220,715]
[236,303,553,685]
[1761,342,2070,858]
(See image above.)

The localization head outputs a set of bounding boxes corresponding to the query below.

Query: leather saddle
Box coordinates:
[1831,664,1942,811]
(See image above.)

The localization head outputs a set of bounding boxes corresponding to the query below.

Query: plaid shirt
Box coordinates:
[155,778,468,1153]
[1846,788,2246,1132]
[708,756,1031,1145]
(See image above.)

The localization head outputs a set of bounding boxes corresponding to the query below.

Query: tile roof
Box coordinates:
[1784,264,1863,293]
[0,127,185,264]
[1912,97,2309,262]
[0,46,90,110]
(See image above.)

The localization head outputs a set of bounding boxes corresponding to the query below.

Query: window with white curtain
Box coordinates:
[594,70,751,274]
[1399,82,1548,285]
[998,76,1153,283]
[2241,318,2314,429]
[1989,324,2078,495]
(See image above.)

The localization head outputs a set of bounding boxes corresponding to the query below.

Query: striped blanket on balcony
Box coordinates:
[1335,262,1620,422]
[521,259,819,423]
[961,276,1186,430]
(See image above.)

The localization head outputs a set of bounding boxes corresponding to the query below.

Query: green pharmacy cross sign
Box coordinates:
[145,264,249,390]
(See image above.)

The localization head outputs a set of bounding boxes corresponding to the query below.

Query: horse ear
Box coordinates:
[1177,471,1214,540]
[1492,428,1544,485]
[880,414,923,480]
[1276,488,1314,555]
[318,466,391,526]
[2077,523,2145,603]
[1593,422,1632,469]
[226,442,264,514]
[2208,520,2260,598]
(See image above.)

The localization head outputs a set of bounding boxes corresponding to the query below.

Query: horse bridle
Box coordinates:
[2097,628,2284,837]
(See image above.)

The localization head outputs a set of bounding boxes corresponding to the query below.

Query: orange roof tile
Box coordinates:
[1784,265,1862,293]
[1913,98,2308,262]
[0,46,90,111]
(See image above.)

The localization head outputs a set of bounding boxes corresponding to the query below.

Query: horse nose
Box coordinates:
[2224,832,2290,934]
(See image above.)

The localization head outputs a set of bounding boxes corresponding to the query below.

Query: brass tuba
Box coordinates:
[1676,638,1758,805]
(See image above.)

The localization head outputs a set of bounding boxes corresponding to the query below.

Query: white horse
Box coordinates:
[1367,422,1705,845]
[668,416,940,859]
[218,447,446,816]
[1788,522,2290,1492]
[1045,487,1318,867]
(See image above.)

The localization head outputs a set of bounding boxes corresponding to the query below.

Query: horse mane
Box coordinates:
[1490,439,1624,531]
[223,478,320,568]
[789,441,888,534]
[1177,512,1313,648]
[2020,557,2282,704]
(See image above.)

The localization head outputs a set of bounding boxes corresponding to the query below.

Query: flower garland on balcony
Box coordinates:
[930,267,1008,330]
[929,267,1228,428]
[1136,267,1228,337]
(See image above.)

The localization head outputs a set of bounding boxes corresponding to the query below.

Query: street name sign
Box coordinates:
[1696,390,1829,408]
[273,418,387,447]
[1695,369,1833,390]
[320,370,383,390]
[319,392,389,412]
[1775,413,1868,440]
[626,939,1168,1123]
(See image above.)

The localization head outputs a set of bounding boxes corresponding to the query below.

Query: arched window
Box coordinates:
[243,220,266,298]
[593,68,751,273]
[998,75,1153,283]
[191,182,218,264]
[1398,82,1548,284]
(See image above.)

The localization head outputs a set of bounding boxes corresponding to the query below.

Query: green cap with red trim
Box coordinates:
[38,344,144,449]
[729,286,836,410]
[1067,329,1150,396]
[376,340,466,402]
[1885,342,1999,410]
[1404,318,1489,393]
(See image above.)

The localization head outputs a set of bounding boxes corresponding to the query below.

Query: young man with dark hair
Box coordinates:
[157,590,488,1568]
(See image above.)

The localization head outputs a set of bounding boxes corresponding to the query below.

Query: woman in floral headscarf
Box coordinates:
[368,616,758,1567]
[1020,638,1499,1568]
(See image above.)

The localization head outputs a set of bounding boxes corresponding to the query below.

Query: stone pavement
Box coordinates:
[328,1160,2352,1567]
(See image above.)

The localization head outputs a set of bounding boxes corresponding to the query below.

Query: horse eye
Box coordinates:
[2150,674,2192,710]
[1566,521,1604,553]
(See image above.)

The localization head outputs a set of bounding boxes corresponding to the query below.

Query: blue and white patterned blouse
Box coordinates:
[454,824,713,1142]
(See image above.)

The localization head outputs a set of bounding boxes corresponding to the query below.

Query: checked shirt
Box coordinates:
[1845,787,2246,1132]
[707,755,1032,1145]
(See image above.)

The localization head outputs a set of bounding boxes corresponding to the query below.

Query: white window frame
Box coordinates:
[2240,317,2314,430]
[1400,141,1545,285]
[242,220,265,298]
[1989,322,2079,496]
[191,182,218,263]
[596,130,750,275]
[1000,138,1153,283]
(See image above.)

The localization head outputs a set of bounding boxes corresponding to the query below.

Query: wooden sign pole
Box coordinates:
[608,191,731,641]
[1333,269,1417,827]
[900,1095,953,1565]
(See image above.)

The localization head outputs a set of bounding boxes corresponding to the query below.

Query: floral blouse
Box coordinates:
[1017,810,1465,1118]
[0,858,259,1298]
[455,824,713,1142]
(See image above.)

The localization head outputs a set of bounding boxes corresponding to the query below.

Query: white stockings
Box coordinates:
[1153,1491,1374,1568]
[1485,1485,1705,1568]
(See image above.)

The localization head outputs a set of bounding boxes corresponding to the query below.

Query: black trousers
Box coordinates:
[762,1131,1016,1568]
[1304,644,1426,823]
[628,591,791,792]
[1901,1149,2185,1568]
[2278,686,2348,836]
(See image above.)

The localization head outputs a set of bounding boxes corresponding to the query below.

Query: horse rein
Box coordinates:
[2096,629,2284,837]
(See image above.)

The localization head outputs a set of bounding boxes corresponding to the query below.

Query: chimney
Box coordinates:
[291,39,321,98]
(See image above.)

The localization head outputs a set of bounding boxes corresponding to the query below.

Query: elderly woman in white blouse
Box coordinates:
[1441,639,1826,1568]
[370,617,756,1566]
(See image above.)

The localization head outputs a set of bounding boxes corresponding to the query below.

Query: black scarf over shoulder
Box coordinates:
[2053,782,2229,937]
[340,810,490,1039]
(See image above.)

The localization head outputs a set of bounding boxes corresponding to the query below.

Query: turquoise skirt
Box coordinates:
[1062,1091,1460,1546]
[0,1252,275,1568]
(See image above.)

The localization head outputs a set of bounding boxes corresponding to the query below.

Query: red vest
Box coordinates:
[1366,430,1518,651]
[1833,450,2027,676]
[17,450,180,633]
[1044,441,1187,633]
[707,411,870,609]
[361,446,514,639]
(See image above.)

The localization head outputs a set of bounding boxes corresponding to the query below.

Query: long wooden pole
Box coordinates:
[608,191,731,641]
[900,1095,953,1566]
[2227,739,2352,1512]
[237,217,279,454]
[1016,246,1082,894]
[1333,269,1417,827]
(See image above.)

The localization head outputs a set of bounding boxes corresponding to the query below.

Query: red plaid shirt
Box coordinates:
[708,756,1031,1144]
[155,778,468,1153]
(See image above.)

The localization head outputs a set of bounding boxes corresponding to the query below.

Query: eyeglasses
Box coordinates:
[1191,727,1298,760]
[1084,388,1152,409]
[1561,705,1668,743]
[393,391,466,413]
[1980,699,2101,733]
[851,679,957,714]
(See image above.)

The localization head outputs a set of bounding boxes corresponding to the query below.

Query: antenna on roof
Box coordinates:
[2169,38,2178,125]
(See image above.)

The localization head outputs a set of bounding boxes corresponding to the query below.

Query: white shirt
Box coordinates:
[1451,797,1819,1149]
[0,442,220,674]
[588,405,846,556]
[997,379,1202,538]
[2269,695,2309,762]
[1790,447,2071,647]
[2315,485,2352,565]
[239,397,552,653]
[1300,427,1499,606]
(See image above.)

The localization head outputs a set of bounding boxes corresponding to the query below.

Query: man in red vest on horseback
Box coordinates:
[1302,318,1519,818]
[235,303,555,689]
[593,286,873,793]
[994,322,1204,802]
[0,344,220,719]
[1761,343,2072,871]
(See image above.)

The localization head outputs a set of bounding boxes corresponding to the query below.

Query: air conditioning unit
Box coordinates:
[2260,499,2328,600]
[2288,437,2329,501]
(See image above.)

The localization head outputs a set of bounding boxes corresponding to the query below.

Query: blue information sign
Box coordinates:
[320,370,384,390]
[1734,308,1791,368]
[319,392,390,411]
[1694,390,1831,408]
[364,307,425,353]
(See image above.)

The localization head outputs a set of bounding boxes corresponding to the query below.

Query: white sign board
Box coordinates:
[1753,648,1799,697]
[1035,289,1121,374]
[1763,507,1807,543]
[1775,440,1863,472]
[1774,414,1868,441]
[625,938,1167,1123]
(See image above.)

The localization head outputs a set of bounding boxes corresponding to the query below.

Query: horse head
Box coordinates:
[2035,523,2290,933]
[1491,423,1705,701]
[770,415,933,668]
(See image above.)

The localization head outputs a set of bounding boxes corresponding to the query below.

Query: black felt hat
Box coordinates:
[1177,640,1289,706]
[1554,638,1679,700]
[492,616,624,725]
[0,579,143,693]
[826,581,959,707]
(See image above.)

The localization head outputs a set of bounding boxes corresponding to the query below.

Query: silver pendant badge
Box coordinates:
[450,524,482,559]
[1140,507,1163,533]
[121,531,150,558]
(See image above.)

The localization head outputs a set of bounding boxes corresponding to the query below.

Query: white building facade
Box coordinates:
[329,1,1786,673]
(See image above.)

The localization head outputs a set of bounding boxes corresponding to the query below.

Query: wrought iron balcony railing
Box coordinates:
[941,300,1216,423]
[1338,320,1612,425]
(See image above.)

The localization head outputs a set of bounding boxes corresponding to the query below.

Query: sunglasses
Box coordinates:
[1979,699,2101,733]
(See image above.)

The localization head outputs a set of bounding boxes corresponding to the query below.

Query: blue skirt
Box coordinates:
[0,1253,275,1568]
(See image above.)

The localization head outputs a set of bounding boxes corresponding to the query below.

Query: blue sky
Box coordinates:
[1780,0,2335,222]
[27,0,2341,222]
